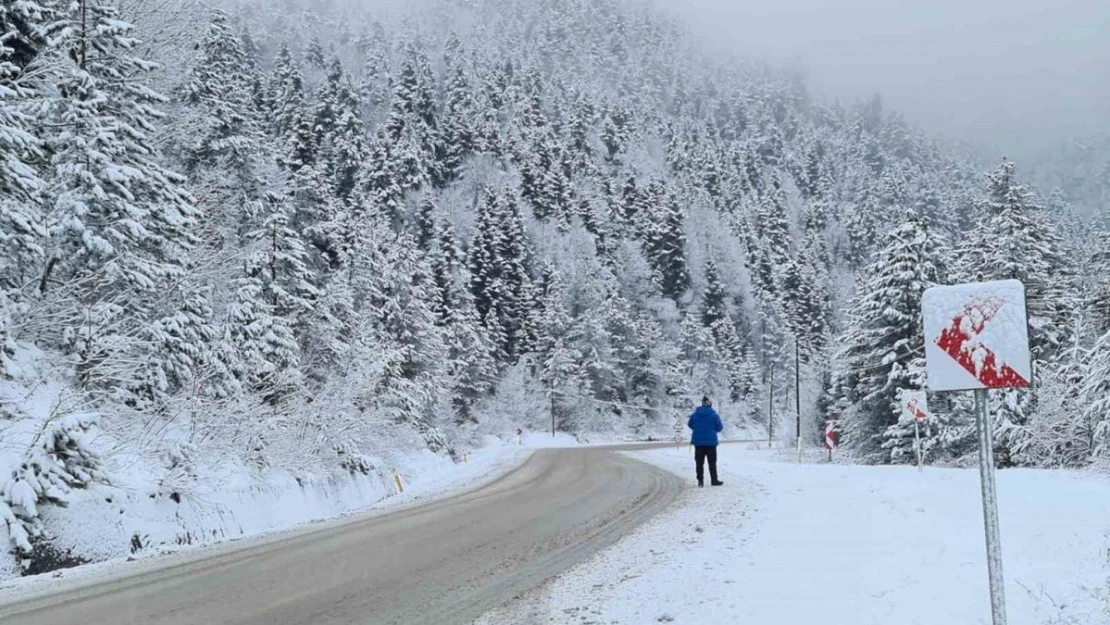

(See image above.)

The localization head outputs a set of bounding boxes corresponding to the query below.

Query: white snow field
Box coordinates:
[478,446,1110,625]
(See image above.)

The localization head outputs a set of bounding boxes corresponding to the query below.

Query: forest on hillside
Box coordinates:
[2,0,1109,564]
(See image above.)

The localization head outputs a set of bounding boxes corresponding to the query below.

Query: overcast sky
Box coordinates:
[654,0,1110,160]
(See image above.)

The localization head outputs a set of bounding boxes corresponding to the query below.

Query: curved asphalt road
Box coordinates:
[0,446,684,625]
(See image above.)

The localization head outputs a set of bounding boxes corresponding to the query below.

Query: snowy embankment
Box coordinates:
[1,434,531,587]
[0,344,548,585]
[478,446,1110,625]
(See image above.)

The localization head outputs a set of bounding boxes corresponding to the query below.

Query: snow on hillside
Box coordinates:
[477,447,1110,625]
[0,344,532,584]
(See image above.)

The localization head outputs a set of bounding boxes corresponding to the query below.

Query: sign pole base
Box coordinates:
[914,420,923,472]
[975,388,1008,625]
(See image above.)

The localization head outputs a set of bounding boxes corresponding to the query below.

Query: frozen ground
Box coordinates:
[478,446,1110,625]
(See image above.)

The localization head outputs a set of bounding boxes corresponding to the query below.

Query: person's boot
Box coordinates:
[697,478,704,488]
[711,480,724,486]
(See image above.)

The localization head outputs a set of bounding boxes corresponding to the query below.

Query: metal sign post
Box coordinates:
[795,340,802,463]
[913,419,922,471]
[923,279,1031,625]
[767,362,774,449]
[975,388,1007,625]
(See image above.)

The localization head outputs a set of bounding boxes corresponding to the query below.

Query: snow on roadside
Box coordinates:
[0,436,530,591]
[477,447,1110,625]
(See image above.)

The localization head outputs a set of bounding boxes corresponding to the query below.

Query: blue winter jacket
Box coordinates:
[688,405,723,447]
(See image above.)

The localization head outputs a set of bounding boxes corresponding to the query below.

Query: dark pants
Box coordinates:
[694,446,718,483]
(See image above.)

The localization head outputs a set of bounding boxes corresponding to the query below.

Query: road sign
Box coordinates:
[922,279,1032,392]
[922,280,1026,625]
[900,390,929,422]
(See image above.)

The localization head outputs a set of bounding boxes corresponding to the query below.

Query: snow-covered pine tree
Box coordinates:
[839,209,945,463]
[352,222,448,447]
[245,191,320,324]
[956,161,1078,465]
[355,21,390,119]
[958,160,1077,363]
[1082,329,1110,462]
[311,55,366,201]
[643,189,690,300]
[468,188,534,362]
[382,48,439,190]
[700,259,728,327]
[532,265,588,432]
[268,43,304,137]
[178,8,261,178]
[440,64,475,183]
[40,0,201,401]
[0,0,48,375]
[416,194,437,250]
[494,190,535,359]
[1086,231,1110,339]
[447,288,497,425]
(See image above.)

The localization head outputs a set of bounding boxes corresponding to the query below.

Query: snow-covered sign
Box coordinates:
[922,280,1032,392]
[900,390,929,422]
[824,421,837,451]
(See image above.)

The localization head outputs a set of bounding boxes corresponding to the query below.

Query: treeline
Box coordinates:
[1,0,1105,526]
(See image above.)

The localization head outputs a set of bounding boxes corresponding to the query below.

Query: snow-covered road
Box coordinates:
[0,446,683,625]
[479,447,1110,625]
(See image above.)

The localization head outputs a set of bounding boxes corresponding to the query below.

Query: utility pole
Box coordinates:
[549,378,556,438]
[767,362,774,448]
[795,339,802,462]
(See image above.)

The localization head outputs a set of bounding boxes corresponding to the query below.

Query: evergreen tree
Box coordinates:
[268,44,305,138]
[0,0,47,375]
[40,0,200,404]
[446,289,497,424]
[305,36,326,70]
[179,8,260,177]
[225,271,302,405]
[244,192,320,323]
[954,162,1078,465]
[643,191,690,299]
[839,210,945,462]
[957,161,1077,363]
[1086,232,1110,338]
[441,64,474,183]
[416,195,437,250]
[1083,329,1110,461]
[700,259,727,327]
[468,189,534,361]
[356,22,390,118]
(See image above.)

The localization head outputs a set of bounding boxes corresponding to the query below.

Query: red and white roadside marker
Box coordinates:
[824,420,837,458]
[899,390,930,470]
[923,279,1031,625]
[902,390,929,422]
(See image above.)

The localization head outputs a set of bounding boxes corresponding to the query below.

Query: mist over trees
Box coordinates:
[2,0,1109,562]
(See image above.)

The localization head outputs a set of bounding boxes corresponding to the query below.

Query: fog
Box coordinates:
[655,0,1110,160]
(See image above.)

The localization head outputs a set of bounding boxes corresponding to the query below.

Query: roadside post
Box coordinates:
[899,389,930,471]
[923,279,1032,625]
[823,420,836,462]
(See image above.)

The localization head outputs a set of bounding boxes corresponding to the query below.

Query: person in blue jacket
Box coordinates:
[688,396,724,487]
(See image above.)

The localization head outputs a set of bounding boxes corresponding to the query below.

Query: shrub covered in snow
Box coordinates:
[2,412,103,563]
